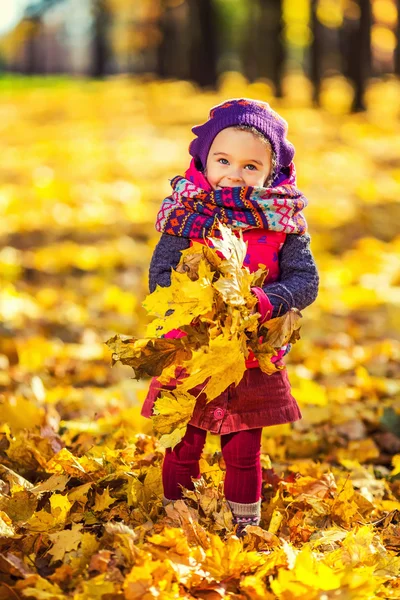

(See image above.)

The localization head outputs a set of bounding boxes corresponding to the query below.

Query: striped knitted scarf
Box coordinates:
[156,160,308,239]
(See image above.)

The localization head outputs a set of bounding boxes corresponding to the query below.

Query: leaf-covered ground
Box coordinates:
[1,75,400,599]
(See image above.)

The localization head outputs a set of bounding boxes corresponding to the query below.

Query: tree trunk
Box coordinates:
[157,0,190,80]
[341,0,371,111]
[91,0,110,78]
[24,18,42,74]
[244,0,284,96]
[310,0,322,105]
[395,0,400,76]
[261,0,284,96]
[188,0,218,88]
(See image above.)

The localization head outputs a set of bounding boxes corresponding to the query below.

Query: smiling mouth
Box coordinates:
[217,185,241,189]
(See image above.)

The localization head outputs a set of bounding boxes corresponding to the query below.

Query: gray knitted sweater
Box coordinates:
[149,232,319,318]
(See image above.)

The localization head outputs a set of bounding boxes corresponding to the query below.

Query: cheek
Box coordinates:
[206,164,220,181]
[251,171,266,183]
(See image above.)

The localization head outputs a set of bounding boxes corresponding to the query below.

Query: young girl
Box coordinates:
[141,98,319,536]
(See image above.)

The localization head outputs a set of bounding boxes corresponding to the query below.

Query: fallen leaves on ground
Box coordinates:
[0,77,400,598]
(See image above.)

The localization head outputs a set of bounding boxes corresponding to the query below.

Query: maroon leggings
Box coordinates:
[162,424,262,503]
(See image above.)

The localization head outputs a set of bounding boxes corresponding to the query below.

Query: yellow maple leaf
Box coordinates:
[199,458,225,487]
[324,525,387,571]
[67,482,93,504]
[124,553,181,600]
[123,560,161,600]
[26,509,57,533]
[45,448,104,478]
[50,493,72,526]
[177,327,246,401]
[209,222,255,307]
[0,489,38,525]
[152,389,197,449]
[208,221,247,277]
[147,527,191,556]
[203,534,265,580]
[47,522,83,563]
[144,259,215,338]
[93,487,117,512]
[31,474,70,495]
[132,465,163,508]
[213,269,254,307]
[45,448,87,476]
[288,472,337,499]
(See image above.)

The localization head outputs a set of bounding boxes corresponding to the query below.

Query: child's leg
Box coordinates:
[162,424,207,501]
[221,428,263,531]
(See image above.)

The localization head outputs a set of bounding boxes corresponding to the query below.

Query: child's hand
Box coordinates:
[270,346,287,367]
[250,287,273,323]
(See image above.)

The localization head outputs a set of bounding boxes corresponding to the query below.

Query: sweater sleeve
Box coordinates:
[149,233,191,293]
[262,233,319,318]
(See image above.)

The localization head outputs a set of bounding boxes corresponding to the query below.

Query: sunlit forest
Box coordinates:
[0,0,400,598]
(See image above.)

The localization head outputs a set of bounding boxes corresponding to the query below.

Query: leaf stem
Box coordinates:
[0,583,20,600]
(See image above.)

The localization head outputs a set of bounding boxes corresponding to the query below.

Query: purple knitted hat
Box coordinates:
[189,98,295,174]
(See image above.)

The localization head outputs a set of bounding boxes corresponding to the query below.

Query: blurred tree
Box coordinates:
[22,0,64,74]
[157,0,190,80]
[213,0,249,75]
[396,0,400,75]
[23,15,42,74]
[91,0,111,77]
[310,0,322,104]
[340,0,372,111]
[187,0,218,87]
[244,0,284,96]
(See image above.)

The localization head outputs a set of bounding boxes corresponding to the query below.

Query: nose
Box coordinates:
[227,167,243,183]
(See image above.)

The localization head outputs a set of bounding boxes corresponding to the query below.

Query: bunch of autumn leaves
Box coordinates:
[107,222,301,448]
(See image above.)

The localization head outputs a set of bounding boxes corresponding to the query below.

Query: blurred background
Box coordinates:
[0,0,400,463]
[0,0,400,110]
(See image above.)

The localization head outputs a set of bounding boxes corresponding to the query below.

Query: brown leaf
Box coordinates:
[106,335,192,379]
[261,308,302,347]
[176,250,203,281]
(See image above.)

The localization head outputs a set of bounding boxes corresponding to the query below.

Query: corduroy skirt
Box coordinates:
[141,366,302,435]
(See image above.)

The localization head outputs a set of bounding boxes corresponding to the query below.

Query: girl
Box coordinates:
[141,98,319,536]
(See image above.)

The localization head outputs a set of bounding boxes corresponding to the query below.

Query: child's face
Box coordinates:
[204,127,272,190]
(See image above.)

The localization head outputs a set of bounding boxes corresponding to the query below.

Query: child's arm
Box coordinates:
[149,233,191,293]
[256,233,319,319]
